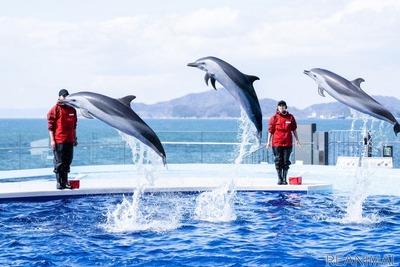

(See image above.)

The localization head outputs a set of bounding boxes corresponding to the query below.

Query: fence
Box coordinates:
[1,130,399,171]
[0,139,269,171]
[327,130,400,167]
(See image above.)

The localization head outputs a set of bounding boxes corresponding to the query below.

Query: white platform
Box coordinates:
[0,164,333,201]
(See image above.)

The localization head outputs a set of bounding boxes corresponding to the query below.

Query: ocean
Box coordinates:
[0,117,399,170]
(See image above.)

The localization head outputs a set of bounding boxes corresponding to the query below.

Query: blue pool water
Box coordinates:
[1,191,399,266]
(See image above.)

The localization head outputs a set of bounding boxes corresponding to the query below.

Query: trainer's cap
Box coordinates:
[277,100,287,107]
[59,89,69,97]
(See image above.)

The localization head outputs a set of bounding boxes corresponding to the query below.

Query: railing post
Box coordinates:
[201,131,203,163]
[19,134,22,169]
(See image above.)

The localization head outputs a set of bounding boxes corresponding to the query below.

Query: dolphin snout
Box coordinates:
[303,70,310,75]
[187,62,198,67]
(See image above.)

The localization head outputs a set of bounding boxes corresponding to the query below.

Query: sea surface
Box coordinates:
[1,117,400,266]
[0,117,399,170]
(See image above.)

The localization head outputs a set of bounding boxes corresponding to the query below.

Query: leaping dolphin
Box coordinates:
[187,56,263,144]
[304,68,400,136]
[59,91,167,165]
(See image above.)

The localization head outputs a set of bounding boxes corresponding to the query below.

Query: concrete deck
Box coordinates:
[0,164,333,201]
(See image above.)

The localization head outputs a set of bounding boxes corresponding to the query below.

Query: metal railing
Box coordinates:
[1,130,399,171]
[0,141,267,171]
[327,130,400,167]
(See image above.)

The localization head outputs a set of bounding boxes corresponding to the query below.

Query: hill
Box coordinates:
[0,91,399,119]
[133,89,306,119]
[131,90,399,119]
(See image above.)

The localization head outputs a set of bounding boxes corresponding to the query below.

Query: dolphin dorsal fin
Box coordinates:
[81,109,94,119]
[245,75,260,84]
[318,86,326,97]
[351,78,365,89]
[118,95,136,108]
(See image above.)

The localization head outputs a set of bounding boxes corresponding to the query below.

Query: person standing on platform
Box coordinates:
[267,100,301,185]
[47,89,78,189]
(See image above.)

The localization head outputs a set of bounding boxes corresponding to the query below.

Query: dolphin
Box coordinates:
[187,56,263,144]
[59,91,167,165]
[304,68,400,136]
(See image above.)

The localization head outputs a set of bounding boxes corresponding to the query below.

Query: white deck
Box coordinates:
[0,163,335,201]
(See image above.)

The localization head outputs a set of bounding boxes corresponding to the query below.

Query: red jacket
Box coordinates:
[47,103,77,143]
[268,111,297,147]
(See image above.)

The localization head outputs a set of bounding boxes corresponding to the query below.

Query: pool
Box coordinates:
[1,164,399,266]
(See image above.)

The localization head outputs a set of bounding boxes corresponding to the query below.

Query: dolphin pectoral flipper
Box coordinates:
[204,73,210,86]
[117,95,136,108]
[81,109,94,119]
[318,86,326,97]
[204,73,217,89]
[351,78,365,90]
[210,77,217,89]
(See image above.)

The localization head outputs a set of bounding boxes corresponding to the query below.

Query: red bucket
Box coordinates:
[289,176,302,185]
[69,180,80,189]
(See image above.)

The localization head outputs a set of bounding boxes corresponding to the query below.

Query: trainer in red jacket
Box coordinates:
[47,89,78,189]
[267,100,300,185]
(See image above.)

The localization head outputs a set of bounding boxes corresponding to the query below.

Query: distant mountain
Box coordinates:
[132,89,307,119]
[0,91,399,119]
[132,90,400,119]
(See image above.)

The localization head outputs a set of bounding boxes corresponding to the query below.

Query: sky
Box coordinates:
[0,0,399,113]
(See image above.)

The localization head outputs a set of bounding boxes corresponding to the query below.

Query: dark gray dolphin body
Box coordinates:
[187,56,263,144]
[304,68,400,136]
[60,91,166,164]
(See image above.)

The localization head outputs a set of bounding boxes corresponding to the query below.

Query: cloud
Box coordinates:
[0,0,400,111]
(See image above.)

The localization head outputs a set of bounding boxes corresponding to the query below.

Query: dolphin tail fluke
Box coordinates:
[394,122,400,136]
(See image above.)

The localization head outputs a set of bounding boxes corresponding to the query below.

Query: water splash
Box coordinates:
[234,109,260,164]
[103,131,178,233]
[104,193,182,233]
[337,110,382,224]
[118,131,163,186]
[194,110,257,222]
[194,179,237,222]
[340,165,377,224]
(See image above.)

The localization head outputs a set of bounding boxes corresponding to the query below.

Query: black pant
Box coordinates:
[53,142,74,173]
[272,146,292,170]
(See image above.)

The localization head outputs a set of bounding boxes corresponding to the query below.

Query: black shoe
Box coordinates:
[282,169,289,185]
[276,168,283,185]
[62,183,73,190]
[56,173,63,189]
[59,172,73,189]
